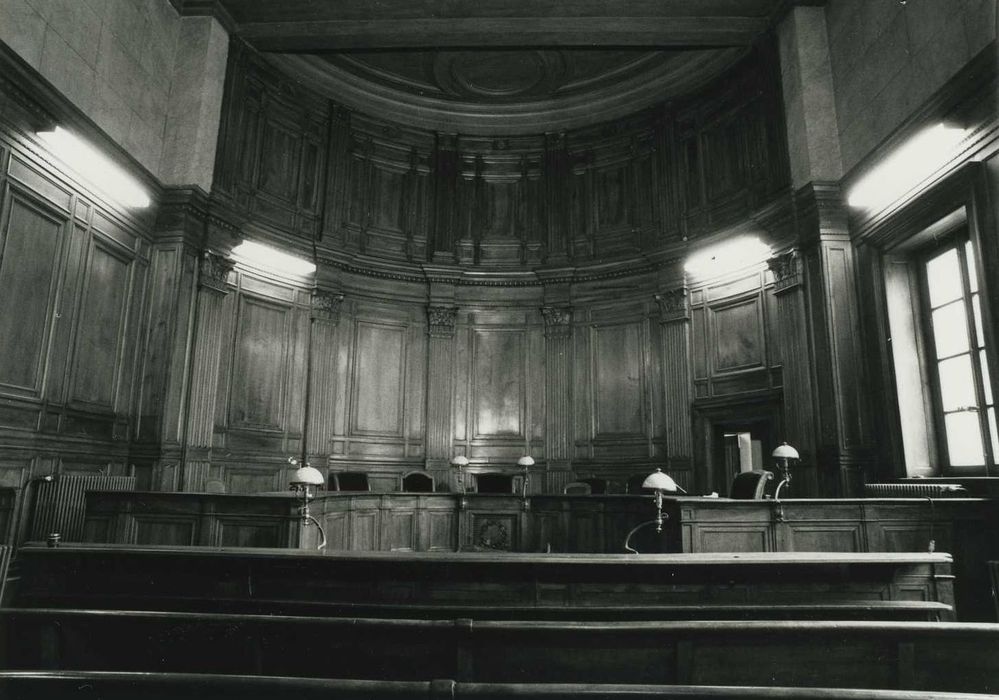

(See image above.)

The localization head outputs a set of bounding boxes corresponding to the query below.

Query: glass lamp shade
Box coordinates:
[772,442,800,460]
[450,456,470,467]
[290,465,325,489]
[642,468,679,492]
[517,456,536,467]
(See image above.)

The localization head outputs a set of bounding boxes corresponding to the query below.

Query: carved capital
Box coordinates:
[311,290,345,323]
[541,306,573,338]
[768,250,803,294]
[427,306,458,338]
[655,288,689,323]
[199,250,234,294]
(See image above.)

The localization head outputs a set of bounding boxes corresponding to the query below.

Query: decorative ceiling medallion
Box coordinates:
[433,50,566,100]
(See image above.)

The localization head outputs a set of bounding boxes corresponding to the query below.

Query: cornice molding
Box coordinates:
[168,0,237,34]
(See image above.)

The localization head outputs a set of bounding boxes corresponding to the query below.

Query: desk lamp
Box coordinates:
[623,468,684,553]
[517,455,535,497]
[289,457,327,550]
[450,455,469,492]
[772,442,799,499]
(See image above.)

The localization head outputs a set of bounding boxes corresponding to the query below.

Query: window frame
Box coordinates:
[917,232,996,472]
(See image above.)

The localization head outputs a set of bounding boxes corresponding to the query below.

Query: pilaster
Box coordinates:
[306,289,345,461]
[655,287,693,475]
[542,306,573,465]
[425,305,458,470]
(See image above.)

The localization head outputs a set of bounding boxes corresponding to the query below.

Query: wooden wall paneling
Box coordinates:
[136,244,197,447]
[0,183,68,399]
[590,317,647,456]
[768,250,818,495]
[471,326,526,442]
[321,106,352,244]
[212,286,238,439]
[229,294,291,431]
[350,320,407,438]
[405,312,427,463]
[572,309,593,460]
[182,252,234,490]
[657,288,694,471]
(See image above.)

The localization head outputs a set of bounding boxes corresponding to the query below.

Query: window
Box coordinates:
[921,239,999,470]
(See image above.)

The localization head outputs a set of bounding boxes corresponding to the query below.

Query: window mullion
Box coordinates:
[957,244,995,468]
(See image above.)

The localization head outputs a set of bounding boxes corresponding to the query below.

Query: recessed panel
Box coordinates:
[473,329,525,437]
[352,322,406,435]
[0,197,63,391]
[711,297,764,372]
[231,297,289,429]
[593,322,643,436]
[73,243,130,407]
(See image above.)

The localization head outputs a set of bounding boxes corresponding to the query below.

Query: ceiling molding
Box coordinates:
[271,48,746,135]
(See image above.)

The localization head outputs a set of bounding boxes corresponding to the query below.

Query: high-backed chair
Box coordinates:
[729,470,773,499]
[562,482,592,495]
[578,477,608,494]
[401,471,434,493]
[331,472,370,492]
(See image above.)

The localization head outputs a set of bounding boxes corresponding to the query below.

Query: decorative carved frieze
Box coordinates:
[427,306,458,338]
[198,250,234,294]
[541,306,573,338]
[768,250,803,294]
[655,288,689,323]
[311,290,345,323]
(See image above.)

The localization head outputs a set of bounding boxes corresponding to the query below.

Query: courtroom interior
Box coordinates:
[1,0,999,697]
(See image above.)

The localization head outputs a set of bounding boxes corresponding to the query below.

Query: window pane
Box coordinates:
[944,412,986,466]
[926,248,963,307]
[931,301,970,358]
[989,407,999,460]
[972,294,985,348]
[938,354,977,412]
[966,241,979,294]
[982,349,994,406]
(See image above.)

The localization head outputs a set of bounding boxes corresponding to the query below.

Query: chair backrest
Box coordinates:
[332,472,370,492]
[626,474,649,494]
[578,477,608,495]
[729,470,773,499]
[474,473,514,494]
[562,482,592,496]
[401,471,434,493]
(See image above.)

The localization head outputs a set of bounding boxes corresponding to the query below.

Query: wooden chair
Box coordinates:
[729,470,773,499]
[330,472,370,492]
[401,471,434,493]
[563,482,592,495]
[578,477,608,494]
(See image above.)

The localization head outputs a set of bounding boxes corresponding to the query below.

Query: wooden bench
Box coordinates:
[2,610,998,693]
[0,672,993,700]
[6,545,958,621]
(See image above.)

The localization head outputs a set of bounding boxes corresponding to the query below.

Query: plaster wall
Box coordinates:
[826,0,996,173]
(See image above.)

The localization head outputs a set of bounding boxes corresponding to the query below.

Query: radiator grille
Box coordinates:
[31,474,135,542]
[863,482,967,498]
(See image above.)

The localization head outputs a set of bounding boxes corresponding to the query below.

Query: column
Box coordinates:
[655,288,693,488]
[305,289,344,462]
[767,250,818,496]
[542,306,573,492]
[181,250,234,491]
[425,305,458,484]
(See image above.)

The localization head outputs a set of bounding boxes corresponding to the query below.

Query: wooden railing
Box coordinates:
[2,611,998,693]
[0,672,992,700]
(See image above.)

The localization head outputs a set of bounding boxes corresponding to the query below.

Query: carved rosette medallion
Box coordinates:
[311,290,345,323]
[541,306,573,338]
[768,250,803,294]
[199,251,234,294]
[475,518,511,551]
[655,288,689,323]
[427,306,458,338]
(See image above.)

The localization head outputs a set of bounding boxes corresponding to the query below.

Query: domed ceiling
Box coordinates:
[191,0,786,133]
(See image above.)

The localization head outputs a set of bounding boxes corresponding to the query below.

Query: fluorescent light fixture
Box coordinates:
[848,123,967,210]
[232,240,316,277]
[684,236,772,277]
[36,126,150,208]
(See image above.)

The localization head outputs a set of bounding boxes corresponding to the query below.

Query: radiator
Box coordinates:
[863,482,967,498]
[31,474,135,542]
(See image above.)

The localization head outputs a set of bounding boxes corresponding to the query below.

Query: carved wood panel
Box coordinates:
[592,322,644,437]
[351,321,407,436]
[230,295,291,430]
